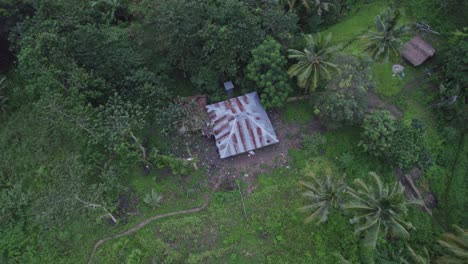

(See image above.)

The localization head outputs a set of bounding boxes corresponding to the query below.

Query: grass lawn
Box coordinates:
[373,61,412,98]
[322,0,388,45]
[280,101,315,124]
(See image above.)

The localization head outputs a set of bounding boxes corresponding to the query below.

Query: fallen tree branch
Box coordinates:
[87,178,222,264]
[404,175,432,215]
[76,196,118,224]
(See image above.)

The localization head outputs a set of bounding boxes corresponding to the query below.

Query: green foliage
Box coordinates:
[287,33,341,92]
[388,120,430,170]
[401,246,430,264]
[91,0,130,24]
[437,225,468,263]
[359,110,396,156]
[359,7,409,62]
[0,76,7,111]
[299,173,347,225]
[91,94,147,163]
[345,172,422,249]
[247,37,291,108]
[443,29,468,88]
[258,5,298,45]
[125,248,142,264]
[153,98,208,138]
[316,86,367,129]
[150,151,196,177]
[138,0,264,80]
[302,132,327,157]
[403,0,467,31]
[315,56,371,130]
[143,189,162,209]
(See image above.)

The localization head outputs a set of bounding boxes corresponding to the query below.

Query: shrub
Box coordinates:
[316,88,367,130]
[359,110,396,156]
[247,37,291,108]
[388,120,430,170]
[143,189,162,209]
[316,56,371,130]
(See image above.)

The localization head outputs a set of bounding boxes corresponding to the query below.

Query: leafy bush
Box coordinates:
[247,37,291,109]
[359,110,396,156]
[388,120,430,170]
[316,56,371,130]
[316,88,368,130]
[302,132,327,157]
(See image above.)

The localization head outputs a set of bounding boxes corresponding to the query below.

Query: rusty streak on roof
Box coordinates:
[401,36,435,66]
[206,92,279,159]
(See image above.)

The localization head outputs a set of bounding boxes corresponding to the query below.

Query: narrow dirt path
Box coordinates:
[87,178,223,264]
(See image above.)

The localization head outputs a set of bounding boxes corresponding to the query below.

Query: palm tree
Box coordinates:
[299,173,347,225]
[287,33,340,93]
[437,225,468,263]
[344,172,423,249]
[401,245,430,264]
[359,7,409,62]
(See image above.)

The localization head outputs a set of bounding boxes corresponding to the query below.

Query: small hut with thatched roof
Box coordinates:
[401,36,435,66]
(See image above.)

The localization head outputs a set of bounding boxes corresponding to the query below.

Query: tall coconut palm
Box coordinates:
[359,7,409,62]
[287,33,340,93]
[437,225,468,263]
[344,172,423,249]
[299,173,347,225]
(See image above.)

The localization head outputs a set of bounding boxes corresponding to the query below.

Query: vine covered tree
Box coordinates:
[359,7,409,62]
[247,37,291,109]
[344,172,423,248]
[287,33,340,93]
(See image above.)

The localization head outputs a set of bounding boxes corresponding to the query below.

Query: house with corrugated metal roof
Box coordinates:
[206,92,279,159]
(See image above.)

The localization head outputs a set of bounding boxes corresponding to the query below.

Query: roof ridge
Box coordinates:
[246,114,278,142]
[221,116,238,158]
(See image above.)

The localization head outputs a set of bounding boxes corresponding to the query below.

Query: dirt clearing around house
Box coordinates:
[185,110,324,193]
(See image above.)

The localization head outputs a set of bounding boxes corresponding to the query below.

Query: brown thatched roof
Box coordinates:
[401,36,435,66]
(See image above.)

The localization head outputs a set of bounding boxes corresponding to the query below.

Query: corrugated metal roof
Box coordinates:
[206,92,279,159]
